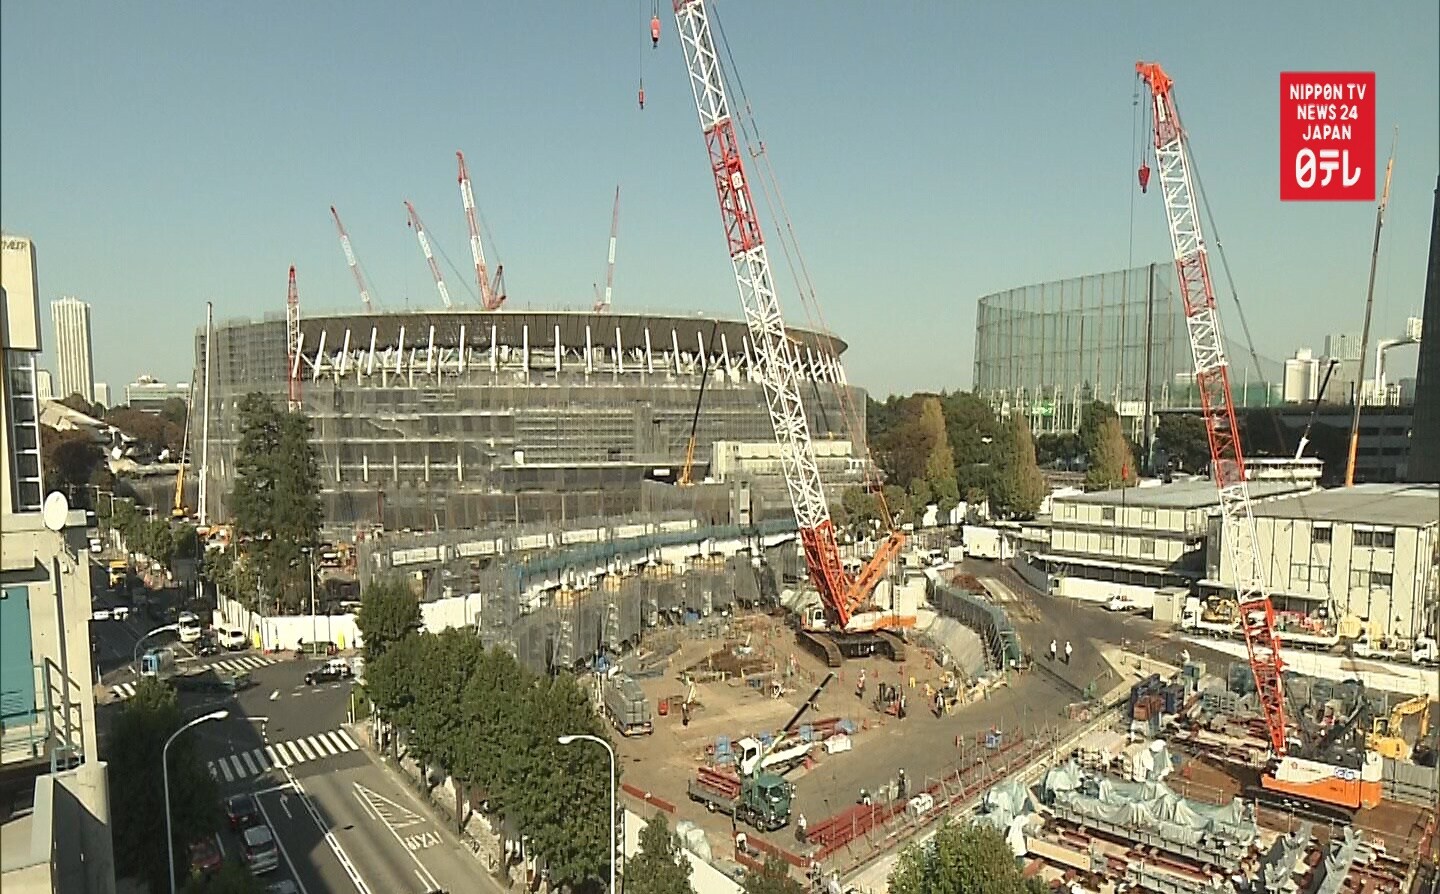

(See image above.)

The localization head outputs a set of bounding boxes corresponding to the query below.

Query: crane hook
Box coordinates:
[1138,162,1152,194]
[650,15,660,48]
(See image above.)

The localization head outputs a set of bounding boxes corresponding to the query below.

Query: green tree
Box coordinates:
[365,632,426,759]
[840,486,884,531]
[161,396,190,428]
[937,391,1000,502]
[889,822,1044,894]
[1155,413,1210,473]
[990,415,1046,519]
[458,647,533,819]
[743,855,807,894]
[1084,415,1139,490]
[227,393,321,610]
[106,678,219,892]
[624,812,695,894]
[408,628,487,829]
[58,392,103,418]
[1079,401,1119,461]
[183,861,265,893]
[356,577,424,664]
[39,424,105,502]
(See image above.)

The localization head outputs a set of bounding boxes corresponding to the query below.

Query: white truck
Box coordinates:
[1178,597,1236,637]
[1353,633,1439,666]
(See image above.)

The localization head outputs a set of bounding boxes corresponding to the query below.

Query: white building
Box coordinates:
[1206,483,1439,643]
[1324,332,1362,362]
[50,296,95,403]
[1035,478,1314,604]
[93,382,110,408]
[34,368,53,401]
[123,375,189,412]
[1282,348,1319,404]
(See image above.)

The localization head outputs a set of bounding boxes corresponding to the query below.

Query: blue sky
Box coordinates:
[2,2,1436,399]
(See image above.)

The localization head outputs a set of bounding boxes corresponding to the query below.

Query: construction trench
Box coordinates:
[579,569,1438,894]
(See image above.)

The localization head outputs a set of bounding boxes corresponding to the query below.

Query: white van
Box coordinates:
[217,625,248,651]
[177,612,203,644]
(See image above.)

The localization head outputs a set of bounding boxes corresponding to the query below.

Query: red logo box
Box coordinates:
[1280,72,1375,201]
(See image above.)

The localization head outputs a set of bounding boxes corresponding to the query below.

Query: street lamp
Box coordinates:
[164,709,228,894]
[134,623,181,675]
[558,734,617,894]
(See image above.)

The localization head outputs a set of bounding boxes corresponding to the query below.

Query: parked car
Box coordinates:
[1106,594,1137,612]
[225,793,261,831]
[266,882,301,894]
[217,625,249,651]
[188,838,223,877]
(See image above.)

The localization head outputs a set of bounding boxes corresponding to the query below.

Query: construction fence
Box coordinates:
[929,580,1023,672]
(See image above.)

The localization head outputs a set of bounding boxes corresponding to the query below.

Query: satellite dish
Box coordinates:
[42,491,71,532]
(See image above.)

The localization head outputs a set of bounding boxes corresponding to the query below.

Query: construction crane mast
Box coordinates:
[671,0,906,664]
[330,206,376,312]
[404,201,453,309]
[285,265,302,411]
[457,151,506,310]
[1137,61,1380,813]
[595,186,620,313]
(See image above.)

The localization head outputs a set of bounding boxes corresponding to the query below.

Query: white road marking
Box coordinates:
[254,797,312,894]
[353,784,440,890]
[207,730,358,782]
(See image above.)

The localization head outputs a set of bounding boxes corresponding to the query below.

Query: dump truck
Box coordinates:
[687,766,792,831]
[601,672,653,737]
[107,560,128,591]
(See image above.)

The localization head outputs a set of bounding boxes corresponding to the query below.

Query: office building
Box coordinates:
[1409,175,1440,483]
[33,369,53,401]
[92,383,110,408]
[1324,332,1362,362]
[50,297,94,404]
[1,234,116,892]
[123,375,189,413]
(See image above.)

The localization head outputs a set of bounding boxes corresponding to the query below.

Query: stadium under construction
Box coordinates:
[193,308,867,533]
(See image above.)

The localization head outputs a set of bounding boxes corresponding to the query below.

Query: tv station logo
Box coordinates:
[1279,72,1375,201]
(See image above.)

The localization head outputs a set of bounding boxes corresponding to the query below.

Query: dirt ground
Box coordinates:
[612,610,1084,865]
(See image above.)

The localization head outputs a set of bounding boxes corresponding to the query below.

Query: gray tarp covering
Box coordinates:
[1042,760,1258,851]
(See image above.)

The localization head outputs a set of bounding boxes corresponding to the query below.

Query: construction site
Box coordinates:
[171,2,1436,892]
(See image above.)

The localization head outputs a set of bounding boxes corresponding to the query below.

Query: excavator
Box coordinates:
[669,0,912,668]
[1137,62,1382,816]
[1368,695,1435,762]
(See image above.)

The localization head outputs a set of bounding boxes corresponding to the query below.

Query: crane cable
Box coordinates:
[709,6,893,526]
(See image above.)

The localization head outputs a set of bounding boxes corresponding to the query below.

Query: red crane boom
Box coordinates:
[457,150,505,310]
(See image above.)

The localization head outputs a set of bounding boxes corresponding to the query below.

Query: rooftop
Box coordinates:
[1250,483,1439,527]
[1054,478,1313,510]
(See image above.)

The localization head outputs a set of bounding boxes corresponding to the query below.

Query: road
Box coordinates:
[89,558,502,893]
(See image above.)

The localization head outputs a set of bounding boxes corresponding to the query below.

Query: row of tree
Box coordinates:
[355,579,614,889]
[104,496,198,574]
[859,392,1193,520]
[57,391,189,455]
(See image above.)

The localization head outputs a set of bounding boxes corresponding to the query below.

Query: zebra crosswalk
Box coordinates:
[207,729,361,783]
[108,654,278,702]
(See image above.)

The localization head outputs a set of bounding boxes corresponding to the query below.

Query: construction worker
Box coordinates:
[1064,640,1073,664]
[897,768,909,800]
[1049,639,1057,661]
[855,668,867,699]
[796,812,808,843]
[1180,648,1192,667]
[735,829,748,856]
[681,701,691,727]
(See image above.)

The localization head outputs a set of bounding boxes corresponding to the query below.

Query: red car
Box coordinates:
[189,838,223,876]
[225,793,261,831]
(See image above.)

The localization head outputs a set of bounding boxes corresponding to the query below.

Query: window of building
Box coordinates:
[1370,571,1393,589]
[1140,539,1155,557]
[1291,563,1309,583]
[1310,566,1329,586]
[1349,569,1370,589]
[1101,507,1116,522]
[1354,530,1372,547]
[1373,531,1395,548]
[1140,509,1156,526]
[1312,526,1332,544]
[1099,534,1115,551]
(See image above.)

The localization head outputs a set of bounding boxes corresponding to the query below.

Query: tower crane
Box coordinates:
[671,0,908,667]
[285,265,302,411]
[594,186,621,313]
[404,201,453,309]
[1136,61,1380,813]
[457,151,506,310]
[330,206,376,312]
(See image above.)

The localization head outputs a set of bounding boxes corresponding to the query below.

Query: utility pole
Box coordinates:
[1346,127,1398,486]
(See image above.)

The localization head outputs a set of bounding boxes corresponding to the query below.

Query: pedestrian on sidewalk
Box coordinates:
[1064,641,1073,664]
[1049,639,1057,662]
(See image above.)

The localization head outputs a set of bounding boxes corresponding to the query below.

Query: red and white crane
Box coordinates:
[404,200,453,309]
[285,264,302,411]
[671,0,907,664]
[457,151,506,310]
[1136,61,1380,812]
[330,206,376,312]
[594,186,620,313]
